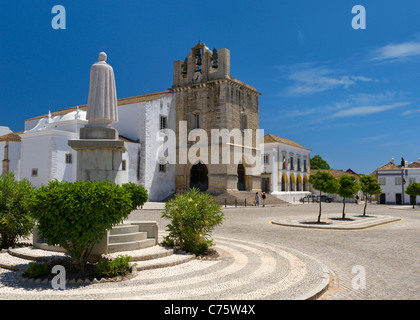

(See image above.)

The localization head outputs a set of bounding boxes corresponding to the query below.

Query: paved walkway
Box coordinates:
[0,233,330,300]
[1,202,417,300]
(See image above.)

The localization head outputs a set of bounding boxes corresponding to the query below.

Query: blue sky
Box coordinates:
[1,0,420,174]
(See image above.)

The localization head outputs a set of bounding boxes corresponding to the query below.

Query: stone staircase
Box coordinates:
[0,220,197,278]
[213,191,289,206]
[163,191,289,207]
[108,224,155,253]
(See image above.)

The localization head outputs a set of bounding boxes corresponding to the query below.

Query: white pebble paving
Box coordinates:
[0,236,327,300]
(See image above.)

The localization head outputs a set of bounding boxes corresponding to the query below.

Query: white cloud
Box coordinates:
[278,64,373,96]
[372,41,420,61]
[329,102,410,119]
[360,134,391,143]
[402,109,420,116]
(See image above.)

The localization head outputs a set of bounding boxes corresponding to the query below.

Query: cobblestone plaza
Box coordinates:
[1,202,417,300]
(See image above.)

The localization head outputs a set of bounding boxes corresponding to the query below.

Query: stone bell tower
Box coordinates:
[171,42,262,195]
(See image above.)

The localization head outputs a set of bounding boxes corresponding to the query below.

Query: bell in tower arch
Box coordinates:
[182,58,188,74]
[211,48,218,68]
[195,49,202,66]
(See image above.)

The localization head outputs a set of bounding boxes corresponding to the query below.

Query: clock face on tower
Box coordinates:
[193,71,202,83]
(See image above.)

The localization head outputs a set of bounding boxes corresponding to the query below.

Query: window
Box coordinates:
[379,177,386,185]
[160,116,167,130]
[122,160,126,171]
[240,114,247,131]
[290,157,294,171]
[263,154,269,165]
[282,156,286,170]
[65,153,72,164]
[395,177,402,185]
[31,168,38,177]
[297,158,301,171]
[159,164,166,173]
[304,159,307,172]
[409,178,416,184]
[192,113,200,129]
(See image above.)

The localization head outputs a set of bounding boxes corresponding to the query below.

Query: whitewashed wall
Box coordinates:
[114,94,175,201]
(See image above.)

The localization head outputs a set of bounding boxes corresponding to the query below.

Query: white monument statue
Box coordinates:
[69,51,126,184]
[86,52,118,127]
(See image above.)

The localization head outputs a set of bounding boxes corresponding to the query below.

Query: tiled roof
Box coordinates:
[118,135,140,144]
[263,134,311,151]
[26,90,172,121]
[376,161,400,171]
[0,132,23,142]
[408,161,420,168]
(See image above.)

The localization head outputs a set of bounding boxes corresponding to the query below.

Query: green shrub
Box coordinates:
[94,255,135,278]
[122,182,148,209]
[29,180,148,272]
[23,262,50,278]
[161,188,224,255]
[0,173,35,249]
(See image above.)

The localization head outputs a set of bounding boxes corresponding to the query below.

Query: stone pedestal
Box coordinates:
[68,127,126,184]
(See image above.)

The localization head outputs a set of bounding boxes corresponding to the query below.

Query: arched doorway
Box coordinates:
[281,173,287,191]
[290,174,296,191]
[190,162,208,191]
[237,164,246,191]
[303,176,308,191]
[297,175,302,191]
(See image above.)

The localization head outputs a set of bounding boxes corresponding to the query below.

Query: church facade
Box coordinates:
[0,43,309,202]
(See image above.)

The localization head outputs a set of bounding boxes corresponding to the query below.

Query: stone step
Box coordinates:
[213,191,288,206]
[131,253,196,271]
[103,245,174,262]
[0,251,33,271]
[7,247,68,262]
[107,238,156,253]
[110,224,139,235]
[108,232,147,244]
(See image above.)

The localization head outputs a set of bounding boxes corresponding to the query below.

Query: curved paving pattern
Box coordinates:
[0,236,330,300]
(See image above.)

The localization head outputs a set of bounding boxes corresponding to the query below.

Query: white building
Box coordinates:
[1,43,314,203]
[261,134,311,202]
[1,91,175,201]
[0,126,12,136]
[375,158,420,205]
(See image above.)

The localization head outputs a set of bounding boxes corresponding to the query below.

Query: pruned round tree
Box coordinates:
[308,170,339,223]
[405,182,420,208]
[337,175,360,219]
[359,175,382,216]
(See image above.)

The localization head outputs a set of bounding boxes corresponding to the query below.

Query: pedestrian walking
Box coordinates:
[262,192,266,207]
[355,195,359,204]
[255,192,259,206]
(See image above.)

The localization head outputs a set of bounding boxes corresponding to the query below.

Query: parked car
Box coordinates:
[316,195,334,203]
[300,195,317,203]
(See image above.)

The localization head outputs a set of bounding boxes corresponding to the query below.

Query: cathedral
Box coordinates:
[0,43,311,202]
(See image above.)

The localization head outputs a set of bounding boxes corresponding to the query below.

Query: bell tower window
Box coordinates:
[192,112,201,129]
